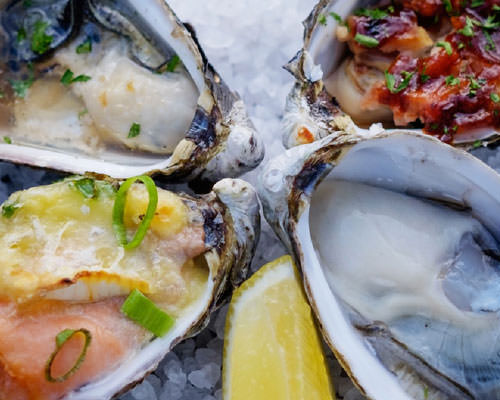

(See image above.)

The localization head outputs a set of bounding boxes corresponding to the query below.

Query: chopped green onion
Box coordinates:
[31,20,53,55]
[423,386,429,400]
[2,202,20,218]
[471,0,484,7]
[3,136,12,144]
[121,289,175,337]
[421,73,430,83]
[491,93,500,103]
[458,42,466,49]
[482,15,500,30]
[354,33,379,48]
[10,63,34,98]
[17,27,26,43]
[443,0,454,13]
[494,4,500,12]
[112,175,158,250]
[78,109,88,119]
[45,329,91,383]
[166,55,181,73]
[74,178,96,199]
[385,70,414,93]
[354,7,388,19]
[0,91,4,99]
[437,41,453,55]
[329,12,346,25]
[473,140,482,148]
[61,69,91,86]
[458,17,475,37]
[483,29,496,51]
[128,123,141,138]
[445,75,460,86]
[318,14,327,25]
[76,38,92,54]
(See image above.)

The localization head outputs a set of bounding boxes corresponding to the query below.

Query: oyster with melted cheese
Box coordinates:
[0,175,260,399]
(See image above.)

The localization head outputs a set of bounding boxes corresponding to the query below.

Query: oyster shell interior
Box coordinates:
[261,132,500,399]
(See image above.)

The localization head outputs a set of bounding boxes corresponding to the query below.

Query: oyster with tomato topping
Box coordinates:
[0,0,263,182]
[284,0,500,148]
[0,176,260,399]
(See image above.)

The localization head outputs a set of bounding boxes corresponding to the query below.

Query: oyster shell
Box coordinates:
[283,0,500,149]
[260,130,500,399]
[0,0,264,182]
[0,175,260,399]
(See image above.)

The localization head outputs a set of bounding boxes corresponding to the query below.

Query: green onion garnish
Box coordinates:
[31,20,53,55]
[2,202,20,218]
[121,289,175,337]
[492,92,500,103]
[385,70,414,93]
[112,175,158,250]
[318,14,327,25]
[354,33,379,48]
[61,69,91,86]
[166,55,181,73]
[45,329,92,383]
[74,178,96,199]
[128,123,141,138]
[445,75,460,86]
[76,38,92,54]
[3,136,12,144]
[437,41,453,55]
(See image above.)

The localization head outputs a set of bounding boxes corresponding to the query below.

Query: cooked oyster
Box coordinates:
[0,0,263,181]
[284,0,500,148]
[260,130,500,399]
[0,175,260,399]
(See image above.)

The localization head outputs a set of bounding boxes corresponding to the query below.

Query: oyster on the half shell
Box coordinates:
[283,0,500,149]
[0,0,264,181]
[0,176,260,399]
[260,130,500,399]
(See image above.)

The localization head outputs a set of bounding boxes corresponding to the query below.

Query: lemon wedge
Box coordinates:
[223,255,335,400]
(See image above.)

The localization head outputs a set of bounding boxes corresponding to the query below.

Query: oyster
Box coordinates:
[260,130,500,399]
[0,175,260,399]
[0,0,264,181]
[284,0,500,148]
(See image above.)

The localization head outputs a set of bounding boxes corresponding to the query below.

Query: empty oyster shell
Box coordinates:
[284,0,500,149]
[0,0,264,182]
[260,130,500,399]
[0,176,260,399]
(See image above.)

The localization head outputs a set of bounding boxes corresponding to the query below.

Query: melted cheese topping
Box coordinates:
[0,180,208,316]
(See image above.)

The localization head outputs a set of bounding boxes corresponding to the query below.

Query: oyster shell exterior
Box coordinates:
[0,176,260,399]
[259,131,500,399]
[0,0,264,182]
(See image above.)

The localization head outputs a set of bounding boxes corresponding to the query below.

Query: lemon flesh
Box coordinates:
[223,255,335,400]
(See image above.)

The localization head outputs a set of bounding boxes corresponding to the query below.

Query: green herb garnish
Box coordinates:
[458,16,475,37]
[10,63,34,98]
[76,38,92,54]
[437,41,453,55]
[421,73,430,83]
[78,109,88,119]
[112,175,158,250]
[2,202,20,218]
[443,0,454,13]
[45,329,91,382]
[483,29,496,51]
[17,27,27,43]
[354,33,379,48]
[329,12,346,25]
[3,136,12,144]
[491,92,500,103]
[121,289,175,337]
[128,123,141,138]
[74,178,96,199]
[385,70,415,94]
[60,69,91,86]
[473,140,482,148]
[355,8,388,19]
[482,14,500,30]
[471,0,484,7]
[318,14,327,25]
[468,76,485,96]
[31,20,53,55]
[445,75,460,86]
[166,55,180,73]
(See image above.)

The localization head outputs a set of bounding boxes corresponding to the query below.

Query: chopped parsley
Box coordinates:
[468,76,485,96]
[166,55,181,72]
[354,33,379,48]
[2,202,20,218]
[385,70,415,94]
[482,14,500,30]
[458,42,466,49]
[437,41,453,55]
[76,38,92,54]
[470,0,484,7]
[491,92,500,103]
[458,17,475,37]
[31,20,53,55]
[445,75,460,86]
[60,69,91,86]
[3,136,11,144]
[128,123,141,138]
[9,63,35,98]
[74,178,96,199]
[354,8,388,19]
[472,140,482,148]
[329,12,346,25]
[17,27,27,43]
[318,14,327,25]
[483,29,496,51]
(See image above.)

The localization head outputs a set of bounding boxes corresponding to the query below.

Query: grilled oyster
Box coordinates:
[260,130,500,399]
[0,175,260,399]
[0,0,263,181]
[284,0,500,148]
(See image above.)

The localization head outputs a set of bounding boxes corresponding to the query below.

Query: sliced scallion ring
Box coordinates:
[45,329,92,383]
[112,175,158,250]
[121,289,175,337]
